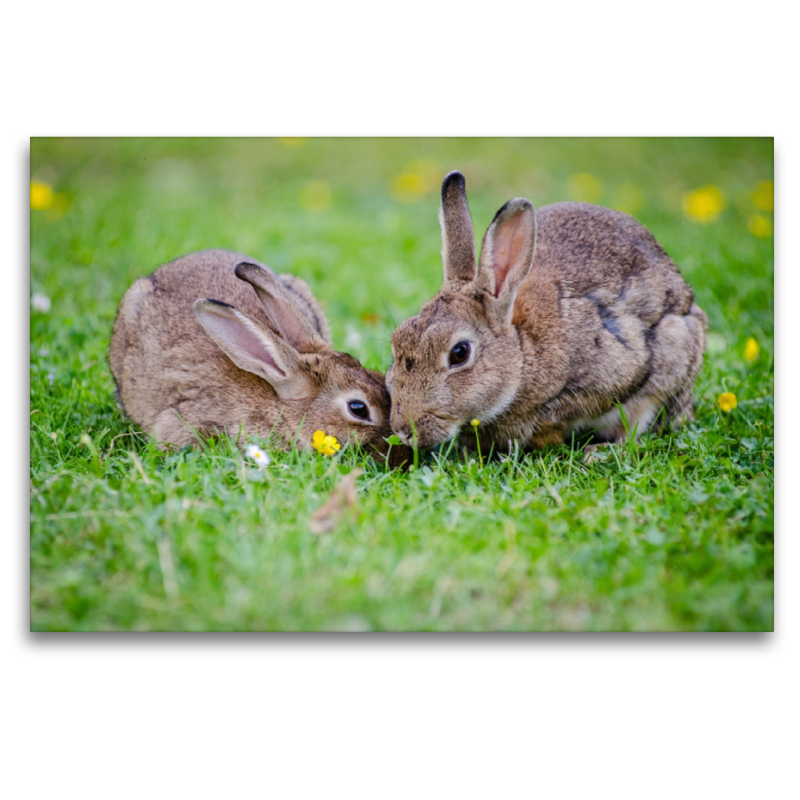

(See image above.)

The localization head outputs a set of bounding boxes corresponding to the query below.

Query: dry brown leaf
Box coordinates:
[309,469,363,535]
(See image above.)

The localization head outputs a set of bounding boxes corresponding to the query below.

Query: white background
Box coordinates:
[6,2,794,798]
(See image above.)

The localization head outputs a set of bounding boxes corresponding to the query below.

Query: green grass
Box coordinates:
[30,137,774,631]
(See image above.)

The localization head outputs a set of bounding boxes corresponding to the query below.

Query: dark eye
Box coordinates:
[449,341,471,367]
[348,400,370,420]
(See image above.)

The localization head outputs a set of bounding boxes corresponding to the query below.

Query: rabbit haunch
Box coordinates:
[387,172,707,451]
[109,249,399,458]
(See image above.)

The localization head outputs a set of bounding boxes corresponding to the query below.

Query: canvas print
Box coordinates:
[29,138,774,631]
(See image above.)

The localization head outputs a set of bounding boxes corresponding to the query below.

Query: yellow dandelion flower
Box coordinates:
[683,185,726,223]
[718,392,737,413]
[312,429,341,456]
[751,180,773,211]
[568,173,602,204]
[390,172,426,204]
[389,160,441,204]
[743,338,759,363]
[30,181,54,210]
[748,214,773,238]
[299,180,331,212]
[470,418,480,427]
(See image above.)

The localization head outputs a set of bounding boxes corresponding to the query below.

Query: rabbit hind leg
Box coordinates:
[563,394,659,444]
[612,305,706,440]
[150,405,220,449]
[566,304,706,447]
[642,305,706,433]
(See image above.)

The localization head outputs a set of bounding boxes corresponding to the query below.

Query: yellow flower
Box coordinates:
[683,185,726,223]
[390,172,426,203]
[743,338,759,363]
[718,392,737,413]
[748,214,773,238]
[470,418,480,427]
[312,430,341,456]
[299,180,331,212]
[751,180,773,211]
[568,173,602,204]
[30,181,54,210]
[389,160,441,204]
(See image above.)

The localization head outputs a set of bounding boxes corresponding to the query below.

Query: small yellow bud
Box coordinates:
[743,338,759,363]
[30,181,54,210]
[683,185,726,223]
[751,180,773,211]
[718,392,738,413]
[748,214,773,238]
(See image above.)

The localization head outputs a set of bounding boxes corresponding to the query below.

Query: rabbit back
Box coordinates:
[124,249,329,342]
[512,203,707,444]
[110,249,328,444]
[530,202,692,316]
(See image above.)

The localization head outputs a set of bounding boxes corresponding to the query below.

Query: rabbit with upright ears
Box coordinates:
[110,249,408,465]
[387,171,707,453]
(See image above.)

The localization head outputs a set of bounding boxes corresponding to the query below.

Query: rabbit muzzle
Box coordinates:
[391,406,460,450]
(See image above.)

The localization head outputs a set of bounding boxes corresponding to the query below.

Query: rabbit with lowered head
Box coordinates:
[110,249,407,465]
[387,172,707,453]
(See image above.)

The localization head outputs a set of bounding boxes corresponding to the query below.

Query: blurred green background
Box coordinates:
[30,138,773,631]
[30,137,773,369]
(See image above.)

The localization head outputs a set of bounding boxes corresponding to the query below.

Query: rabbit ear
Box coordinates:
[440,171,477,285]
[478,198,537,322]
[193,299,310,400]
[234,262,324,353]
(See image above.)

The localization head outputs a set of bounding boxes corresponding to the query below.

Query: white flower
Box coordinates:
[246,443,271,469]
[32,293,51,313]
[344,324,363,352]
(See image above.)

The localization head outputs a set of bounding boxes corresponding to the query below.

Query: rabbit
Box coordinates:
[387,171,708,453]
[110,249,409,466]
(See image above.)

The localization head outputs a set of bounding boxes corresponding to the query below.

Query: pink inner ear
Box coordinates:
[253,287,316,352]
[276,312,312,353]
[491,213,529,298]
[212,314,286,377]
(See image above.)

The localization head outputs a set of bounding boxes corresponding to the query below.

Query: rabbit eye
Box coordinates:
[347,400,370,421]
[449,341,471,367]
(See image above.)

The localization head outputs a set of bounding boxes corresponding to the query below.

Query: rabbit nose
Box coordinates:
[391,419,411,441]
[391,414,412,444]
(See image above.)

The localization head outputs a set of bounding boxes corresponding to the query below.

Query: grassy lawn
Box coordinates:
[29,137,774,631]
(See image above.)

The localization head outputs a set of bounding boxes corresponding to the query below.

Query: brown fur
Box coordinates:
[388,173,708,452]
[110,249,410,466]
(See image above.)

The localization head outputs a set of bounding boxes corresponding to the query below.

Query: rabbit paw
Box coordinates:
[582,442,613,465]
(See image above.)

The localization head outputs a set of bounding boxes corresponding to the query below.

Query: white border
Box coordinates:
[7,3,794,798]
